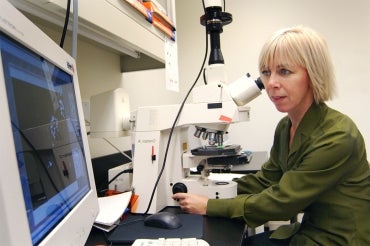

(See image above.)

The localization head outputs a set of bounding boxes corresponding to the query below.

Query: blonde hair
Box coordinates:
[258,26,336,103]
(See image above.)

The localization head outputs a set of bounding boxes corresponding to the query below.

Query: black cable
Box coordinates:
[203,67,207,85]
[143,14,210,215]
[202,0,208,85]
[59,0,71,48]
[108,169,133,186]
[97,168,133,196]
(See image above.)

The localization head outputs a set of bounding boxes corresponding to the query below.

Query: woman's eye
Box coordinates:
[279,69,291,75]
[261,70,271,77]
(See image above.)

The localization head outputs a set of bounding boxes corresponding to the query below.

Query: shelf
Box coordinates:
[10,0,167,64]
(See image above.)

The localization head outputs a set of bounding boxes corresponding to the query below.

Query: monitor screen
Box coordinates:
[1,32,90,245]
[0,1,98,245]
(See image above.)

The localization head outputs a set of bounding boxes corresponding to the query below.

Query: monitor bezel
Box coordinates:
[0,1,99,245]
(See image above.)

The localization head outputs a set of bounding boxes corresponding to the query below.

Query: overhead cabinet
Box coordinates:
[10,0,174,64]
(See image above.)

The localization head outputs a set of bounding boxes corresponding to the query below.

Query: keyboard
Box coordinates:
[132,238,209,246]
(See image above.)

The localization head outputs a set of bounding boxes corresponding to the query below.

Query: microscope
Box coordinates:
[130,0,264,214]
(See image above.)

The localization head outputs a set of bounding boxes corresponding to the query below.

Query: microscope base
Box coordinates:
[179,177,237,199]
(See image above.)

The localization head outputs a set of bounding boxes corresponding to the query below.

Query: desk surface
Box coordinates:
[86,207,246,246]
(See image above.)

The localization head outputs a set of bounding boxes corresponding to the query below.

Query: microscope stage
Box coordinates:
[191,144,241,156]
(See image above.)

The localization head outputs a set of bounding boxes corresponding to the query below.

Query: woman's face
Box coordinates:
[260,61,314,118]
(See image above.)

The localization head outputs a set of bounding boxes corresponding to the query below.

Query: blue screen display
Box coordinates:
[0,32,90,245]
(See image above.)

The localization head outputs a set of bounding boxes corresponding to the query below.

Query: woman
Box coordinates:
[173,26,370,245]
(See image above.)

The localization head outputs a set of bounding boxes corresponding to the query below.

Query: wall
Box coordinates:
[26,13,180,158]
[121,68,180,110]
[27,22,123,101]
[175,0,370,155]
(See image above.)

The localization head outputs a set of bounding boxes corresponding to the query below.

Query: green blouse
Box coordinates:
[207,103,370,245]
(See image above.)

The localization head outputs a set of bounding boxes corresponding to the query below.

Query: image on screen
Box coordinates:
[1,32,91,245]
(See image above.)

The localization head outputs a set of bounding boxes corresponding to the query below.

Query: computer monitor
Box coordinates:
[0,1,99,245]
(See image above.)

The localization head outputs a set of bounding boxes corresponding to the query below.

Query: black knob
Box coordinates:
[197,164,205,172]
[172,182,188,194]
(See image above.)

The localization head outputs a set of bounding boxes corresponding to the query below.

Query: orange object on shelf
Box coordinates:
[143,1,175,30]
[123,0,176,40]
[152,15,175,40]
[124,0,152,21]
[142,0,176,40]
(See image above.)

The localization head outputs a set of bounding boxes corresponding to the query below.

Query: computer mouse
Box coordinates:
[144,211,182,229]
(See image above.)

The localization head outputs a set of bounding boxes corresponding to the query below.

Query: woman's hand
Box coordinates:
[172,193,209,215]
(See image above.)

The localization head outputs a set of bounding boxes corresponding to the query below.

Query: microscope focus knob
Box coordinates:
[197,164,205,172]
[172,182,188,194]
